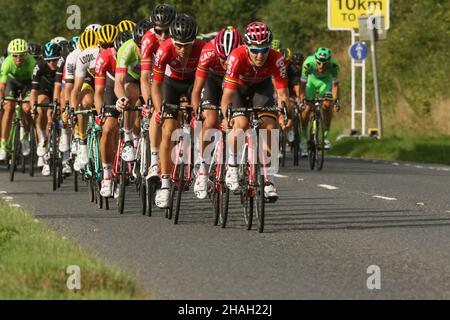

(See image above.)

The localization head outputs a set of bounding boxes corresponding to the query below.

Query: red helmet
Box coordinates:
[243,21,273,46]
[215,26,241,59]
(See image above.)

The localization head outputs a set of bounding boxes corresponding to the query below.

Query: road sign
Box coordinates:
[358,15,387,40]
[349,42,368,60]
[328,0,390,31]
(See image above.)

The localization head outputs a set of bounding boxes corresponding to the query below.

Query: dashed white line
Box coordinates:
[274,174,288,178]
[372,195,397,201]
[318,184,339,190]
[415,165,424,169]
[297,178,304,181]
[392,163,399,166]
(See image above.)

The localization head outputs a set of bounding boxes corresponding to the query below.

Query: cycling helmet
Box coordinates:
[58,40,70,58]
[79,29,99,51]
[271,39,281,51]
[8,38,28,54]
[114,30,133,51]
[69,36,79,52]
[117,20,136,32]
[51,37,68,45]
[85,24,102,33]
[98,24,119,46]
[280,48,292,61]
[292,51,304,64]
[152,4,176,27]
[315,47,331,62]
[215,26,241,59]
[169,14,198,43]
[43,41,61,60]
[132,18,153,46]
[28,42,43,58]
[243,22,273,46]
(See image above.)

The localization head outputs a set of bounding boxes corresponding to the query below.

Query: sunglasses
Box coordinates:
[46,58,59,63]
[154,28,170,36]
[247,46,270,54]
[316,60,329,66]
[12,53,26,59]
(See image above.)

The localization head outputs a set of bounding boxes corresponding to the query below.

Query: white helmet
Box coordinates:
[85,24,102,33]
[51,36,68,44]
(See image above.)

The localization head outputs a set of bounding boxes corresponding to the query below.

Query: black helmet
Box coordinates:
[114,30,133,51]
[169,14,198,43]
[132,18,153,46]
[58,40,70,58]
[152,4,176,27]
[292,51,304,64]
[43,41,61,60]
[28,42,42,58]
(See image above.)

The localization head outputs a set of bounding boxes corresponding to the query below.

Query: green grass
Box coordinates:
[329,136,450,165]
[0,201,149,299]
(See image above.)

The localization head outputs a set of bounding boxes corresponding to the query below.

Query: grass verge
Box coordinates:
[329,136,450,166]
[0,201,148,299]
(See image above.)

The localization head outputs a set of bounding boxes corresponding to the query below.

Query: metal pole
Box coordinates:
[351,29,356,131]
[362,58,366,136]
[370,25,383,138]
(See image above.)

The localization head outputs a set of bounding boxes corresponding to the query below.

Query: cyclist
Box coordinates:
[271,39,281,52]
[0,39,36,161]
[191,26,241,199]
[114,18,153,162]
[30,41,64,175]
[85,24,102,33]
[140,3,176,182]
[28,43,43,61]
[70,29,100,170]
[221,22,292,202]
[94,26,128,198]
[117,20,136,33]
[151,13,205,208]
[299,47,340,150]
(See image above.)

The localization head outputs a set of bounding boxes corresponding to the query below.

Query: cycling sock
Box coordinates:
[124,130,133,143]
[151,148,159,166]
[39,130,47,142]
[200,161,207,174]
[0,139,6,150]
[324,128,330,139]
[161,175,170,189]
[61,128,67,137]
[102,163,112,180]
[267,175,275,184]
[228,152,236,166]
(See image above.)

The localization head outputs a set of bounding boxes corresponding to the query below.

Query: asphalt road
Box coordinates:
[1,155,450,299]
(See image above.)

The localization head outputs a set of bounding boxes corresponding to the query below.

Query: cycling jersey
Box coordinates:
[64,48,81,84]
[116,39,141,80]
[75,47,99,79]
[196,39,226,78]
[95,48,117,86]
[153,38,205,82]
[31,60,56,99]
[55,56,65,84]
[224,46,288,90]
[0,55,36,84]
[141,29,160,72]
[301,56,339,82]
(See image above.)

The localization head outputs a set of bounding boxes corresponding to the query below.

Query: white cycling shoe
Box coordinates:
[59,133,70,152]
[37,141,47,157]
[146,164,160,182]
[100,179,113,198]
[155,188,171,209]
[21,138,30,156]
[121,141,136,162]
[324,139,332,150]
[225,165,239,191]
[62,162,72,175]
[0,148,7,161]
[78,144,88,168]
[300,140,308,158]
[37,156,45,168]
[42,164,51,176]
[287,129,295,143]
[194,174,208,199]
[264,182,279,203]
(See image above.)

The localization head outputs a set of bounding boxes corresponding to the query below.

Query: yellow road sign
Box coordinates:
[328,0,390,30]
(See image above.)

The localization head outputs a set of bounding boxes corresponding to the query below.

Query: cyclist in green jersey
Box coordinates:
[0,39,36,161]
[299,47,340,151]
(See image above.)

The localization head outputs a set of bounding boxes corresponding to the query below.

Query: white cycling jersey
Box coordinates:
[75,47,99,79]
[64,48,81,82]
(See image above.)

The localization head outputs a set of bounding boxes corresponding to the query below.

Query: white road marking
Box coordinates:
[298,178,304,181]
[415,165,424,169]
[2,196,13,201]
[416,202,425,206]
[437,168,450,172]
[392,163,399,166]
[318,184,339,190]
[274,174,288,178]
[372,195,397,201]
[446,211,450,213]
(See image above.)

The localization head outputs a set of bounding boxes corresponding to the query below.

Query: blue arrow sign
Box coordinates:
[349,42,368,61]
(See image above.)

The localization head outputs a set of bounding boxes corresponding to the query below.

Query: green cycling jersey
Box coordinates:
[301,55,339,99]
[0,55,36,84]
[116,39,141,81]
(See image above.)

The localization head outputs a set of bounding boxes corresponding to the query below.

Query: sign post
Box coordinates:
[328,0,389,139]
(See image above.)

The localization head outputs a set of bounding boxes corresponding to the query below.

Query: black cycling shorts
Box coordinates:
[37,77,54,100]
[4,77,32,101]
[103,76,120,118]
[162,77,194,119]
[201,74,223,107]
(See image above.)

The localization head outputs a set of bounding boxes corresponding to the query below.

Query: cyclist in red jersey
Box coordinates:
[151,14,205,208]
[95,30,133,197]
[221,21,292,202]
[140,4,176,182]
[191,26,241,199]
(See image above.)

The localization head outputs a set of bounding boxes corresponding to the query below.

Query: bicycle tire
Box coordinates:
[118,158,126,214]
[146,179,154,217]
[105,197,109,210]
[140,179,146,216]
[173,164,185,225]
[74,168,79,192]
[219,186,230,228]
[293,117,300,166]
[280,132,286,168]
[316,114,325,171]
[88,177,95,203]
[96,181,103,209]
[51,125,58,191]
[29,127,36,176]
[255,171,266,233]
[167,182,176,220]
[308,119,316,170]
[21,152,26,173]
[9,123,20,182]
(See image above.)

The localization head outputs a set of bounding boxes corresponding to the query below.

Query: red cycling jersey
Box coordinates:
[153,38,206,82]
[224,46,288,90]
[94,48,117,86]
[141,29,160,72]
[195,39,226,78]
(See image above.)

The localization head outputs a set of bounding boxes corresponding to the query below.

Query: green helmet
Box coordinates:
[271,39,281,51]
[315,47,331,62]
[8,38,28,54]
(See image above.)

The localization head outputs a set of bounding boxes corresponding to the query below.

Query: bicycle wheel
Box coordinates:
[308,119,316,170]
[9,123,20,182]
[105,197,109,210]
[293,117,300,166]
[173,164,185,225]
[29,127,36,176]
[74,168,79,192]
[255,169,266,233]
[166,182,176,220]
[280,131,286,167]
[140,178,146,215]
[240,158,253,229]
[146,178,154,217]
[51,126,58,191]
[316,115,325,171]
[96,181,103,209]
[219,185,230,228]
[118,158,126,214]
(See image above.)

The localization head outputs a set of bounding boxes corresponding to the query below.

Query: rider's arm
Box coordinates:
[151,79,164,113]
[53,58,64,103]
[30,64,42,106]
[71,76,84,109]
[94,54,107,114]
[140,33,157,107]
[299,59,311,102]
[0,58,11,100]
[114,73,127,101]
[140,70,152,107]
[151,46,171,112]
[191,76,207,115]
[273,55,291,117]
[331,61,340,101]
[220,87,235,121]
